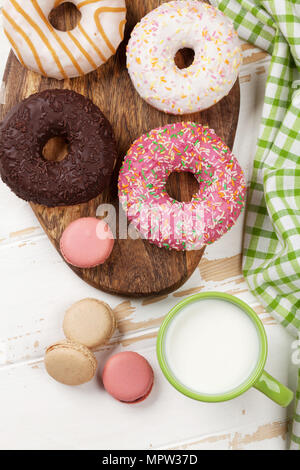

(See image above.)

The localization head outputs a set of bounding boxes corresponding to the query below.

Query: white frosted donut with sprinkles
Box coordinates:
[3,0,127,79]
[126,1,242,115]
[118,122,246,251]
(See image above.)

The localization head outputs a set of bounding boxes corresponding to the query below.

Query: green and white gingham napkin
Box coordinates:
[211,0,300,449]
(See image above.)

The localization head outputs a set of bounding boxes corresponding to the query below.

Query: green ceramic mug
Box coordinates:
[157,292,294,407]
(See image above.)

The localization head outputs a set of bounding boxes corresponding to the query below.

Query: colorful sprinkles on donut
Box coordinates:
[118,122,246,251]
[126,0,242,115]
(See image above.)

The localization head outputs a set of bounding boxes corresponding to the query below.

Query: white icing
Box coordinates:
[127,1,242,115]
[3,0,126,79]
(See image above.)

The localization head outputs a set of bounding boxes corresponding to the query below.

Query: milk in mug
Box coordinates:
[164,299,261,395]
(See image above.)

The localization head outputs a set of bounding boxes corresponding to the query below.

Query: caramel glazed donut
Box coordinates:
[2,0,127,79]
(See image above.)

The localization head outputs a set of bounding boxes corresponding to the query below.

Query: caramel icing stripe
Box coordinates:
[94,7,126,55]
[31,0,85,76]
[4,28,26,68]
[119,19,126,40]
[67,31,97,69]
[77,23,107,63]
[54,0,66,7]
[77,0,106,8]
[9,0,68,79]
[2,9,46,75]
[53,0,112,66]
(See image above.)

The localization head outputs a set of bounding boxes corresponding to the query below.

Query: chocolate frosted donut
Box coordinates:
[0,89,117,207]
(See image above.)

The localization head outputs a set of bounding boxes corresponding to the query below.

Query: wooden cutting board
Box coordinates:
[0,0,240,297]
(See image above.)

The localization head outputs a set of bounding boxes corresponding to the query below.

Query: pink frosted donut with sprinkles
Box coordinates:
[126,1,242,115]
[118,122,246,251]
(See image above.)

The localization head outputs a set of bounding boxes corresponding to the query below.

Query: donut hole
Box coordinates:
[166,171,200,203]
[49,2,82,32]
[42,137,69,162]
[174,48,195,69]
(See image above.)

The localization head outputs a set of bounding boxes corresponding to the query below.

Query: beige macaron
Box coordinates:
[63,298,117,349]
[44,340,97,386]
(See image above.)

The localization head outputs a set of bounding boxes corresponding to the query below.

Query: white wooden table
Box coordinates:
[0,18,297,450]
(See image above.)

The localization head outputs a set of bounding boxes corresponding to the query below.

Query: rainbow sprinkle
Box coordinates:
[118,122,246,251]
[126,1,242,115]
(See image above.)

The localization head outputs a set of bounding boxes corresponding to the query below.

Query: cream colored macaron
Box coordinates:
[63,298,117,349]
[44,340,97,386]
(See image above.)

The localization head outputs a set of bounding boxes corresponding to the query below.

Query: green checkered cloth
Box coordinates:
[211,0,300,449]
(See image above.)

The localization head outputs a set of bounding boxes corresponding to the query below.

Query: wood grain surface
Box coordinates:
[0,0,240,297]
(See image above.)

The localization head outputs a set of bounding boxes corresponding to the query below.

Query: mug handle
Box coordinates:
[254,370,294,407]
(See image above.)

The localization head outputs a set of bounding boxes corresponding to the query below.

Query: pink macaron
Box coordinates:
[60,217,114,268]
[102,351,154,403]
